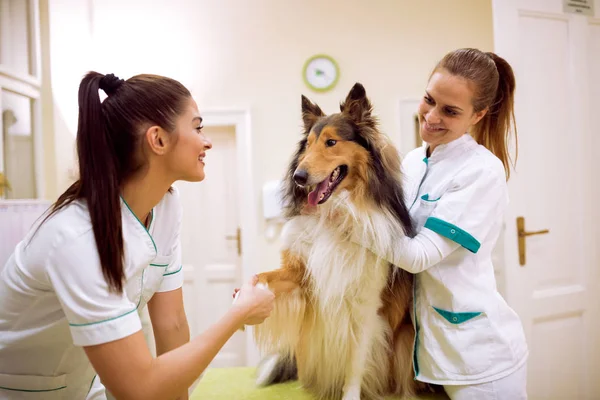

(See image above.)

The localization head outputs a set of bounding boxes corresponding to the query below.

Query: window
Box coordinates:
[0,0,42,199]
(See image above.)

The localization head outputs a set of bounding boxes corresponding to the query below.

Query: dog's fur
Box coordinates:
[253,83,427,400]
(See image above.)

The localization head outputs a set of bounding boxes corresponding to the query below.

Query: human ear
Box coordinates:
[145,126,170,155]
[471,108,488,126]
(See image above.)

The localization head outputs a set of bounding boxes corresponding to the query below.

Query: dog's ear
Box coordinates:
[301,95,324,133]
[339,83,375,126]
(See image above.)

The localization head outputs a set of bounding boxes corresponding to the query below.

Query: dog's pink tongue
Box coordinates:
[307,180,329,206]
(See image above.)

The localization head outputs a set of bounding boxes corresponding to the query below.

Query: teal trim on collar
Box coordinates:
[420,193,440,202]
[409,159,430,212]
[422,157,428,165]
[433,306,482,324]
[120,196,157,254]
[424,217,481,253]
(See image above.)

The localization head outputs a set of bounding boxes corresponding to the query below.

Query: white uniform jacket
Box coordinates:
[0,187,184,399]
[358,134,529,385]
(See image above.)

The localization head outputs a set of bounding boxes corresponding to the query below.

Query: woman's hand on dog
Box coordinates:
[231,275,275,326]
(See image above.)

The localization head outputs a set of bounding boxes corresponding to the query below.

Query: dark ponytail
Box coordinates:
[79,72,125,292]
[37,71,192,293]
[434,48,518,180]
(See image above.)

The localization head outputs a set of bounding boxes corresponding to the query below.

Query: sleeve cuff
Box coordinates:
[423,217,481,253]
[69,308,142,346]
[157,265,184,293]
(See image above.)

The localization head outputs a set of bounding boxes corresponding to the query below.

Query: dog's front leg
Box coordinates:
[256,250,306,297]
[253,250,307,356]
[342,311,379,400]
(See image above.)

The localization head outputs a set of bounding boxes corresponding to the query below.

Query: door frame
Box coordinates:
[397,98,421,155]
[0,0,44,200]
[198,108,260,366]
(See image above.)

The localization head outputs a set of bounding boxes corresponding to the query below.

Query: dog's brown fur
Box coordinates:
[253,83,428,399]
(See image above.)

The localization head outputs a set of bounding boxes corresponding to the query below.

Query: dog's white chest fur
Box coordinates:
[288,209,387,315]
[278,203,400,398]
[285,214,389,311]
[282,195,399,305]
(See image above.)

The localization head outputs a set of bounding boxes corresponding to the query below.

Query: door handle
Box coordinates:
[517,216,549,266]
[225,227,242,256]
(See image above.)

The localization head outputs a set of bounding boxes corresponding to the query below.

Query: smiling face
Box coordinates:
[164,97,213,182]
[418,68,487,153]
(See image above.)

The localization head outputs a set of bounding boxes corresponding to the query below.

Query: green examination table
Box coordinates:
[190,367,449,399]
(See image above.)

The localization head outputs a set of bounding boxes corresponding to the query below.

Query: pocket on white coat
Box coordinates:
[0,373,67,399]
[425,306,493,376]
[141,255,173,305]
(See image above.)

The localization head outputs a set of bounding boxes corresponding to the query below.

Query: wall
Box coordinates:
[39,0,57,200]
[43,0,493,271]
[42,0,96,199]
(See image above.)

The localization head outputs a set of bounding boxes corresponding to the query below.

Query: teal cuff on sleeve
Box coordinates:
[424,217,481,253]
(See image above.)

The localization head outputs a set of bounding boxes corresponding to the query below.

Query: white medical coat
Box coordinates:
[0,187,184,399]
[360,134,528,385]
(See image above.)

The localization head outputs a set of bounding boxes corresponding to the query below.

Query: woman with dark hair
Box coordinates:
[0,72,274,400]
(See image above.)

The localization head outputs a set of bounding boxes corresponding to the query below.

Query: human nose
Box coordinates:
[202,135,212,150]
[425,108,442,125]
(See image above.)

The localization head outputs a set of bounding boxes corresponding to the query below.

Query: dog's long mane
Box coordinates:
[280,84,415,238]
[255,83,424,400]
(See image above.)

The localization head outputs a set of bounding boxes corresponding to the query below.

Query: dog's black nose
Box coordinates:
[293,169,308,186]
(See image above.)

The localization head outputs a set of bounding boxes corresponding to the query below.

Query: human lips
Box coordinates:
[422,121,446,133]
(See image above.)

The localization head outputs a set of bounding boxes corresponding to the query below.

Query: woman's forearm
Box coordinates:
[153,315,191,399]
[86,306,248,400]
[147,307,245,399]
[153,314,191,357]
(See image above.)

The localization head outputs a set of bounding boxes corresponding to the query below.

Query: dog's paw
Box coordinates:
[341,385,361,400]
[255,282,269,291]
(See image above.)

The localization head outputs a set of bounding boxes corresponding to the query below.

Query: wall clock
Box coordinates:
[303,54,339,92]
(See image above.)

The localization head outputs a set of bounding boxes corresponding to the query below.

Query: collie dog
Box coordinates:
[253,83,427,400]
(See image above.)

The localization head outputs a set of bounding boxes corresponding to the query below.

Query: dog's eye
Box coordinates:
[325,139,337,147]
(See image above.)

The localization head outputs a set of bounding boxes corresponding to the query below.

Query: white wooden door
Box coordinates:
[175,124,245,367]
[0,89,4,200]
[0,0,43,200]
[492,1,600,398]
[2,91,36,199]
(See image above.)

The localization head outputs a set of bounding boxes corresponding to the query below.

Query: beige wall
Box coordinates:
[42,0,96,199]
[43,0,493,270]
